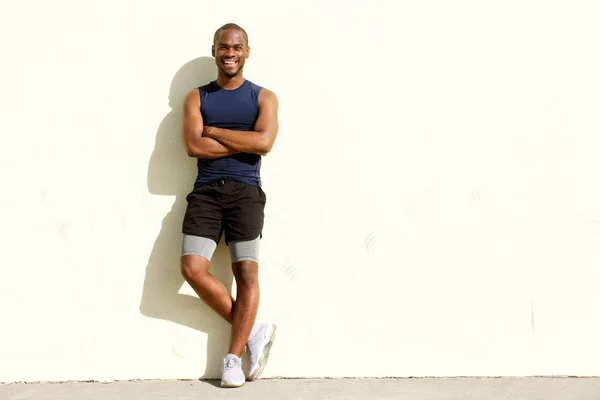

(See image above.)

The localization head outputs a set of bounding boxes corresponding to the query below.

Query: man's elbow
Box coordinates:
[256,134,274,155]
[257,143,271,155]
[184,143,199,158]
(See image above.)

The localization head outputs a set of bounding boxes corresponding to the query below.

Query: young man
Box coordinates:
[180,23,279,388]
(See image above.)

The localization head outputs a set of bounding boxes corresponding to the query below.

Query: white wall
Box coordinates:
[1,0,599,382]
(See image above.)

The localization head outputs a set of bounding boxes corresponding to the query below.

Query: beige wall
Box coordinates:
[1,0,600,382]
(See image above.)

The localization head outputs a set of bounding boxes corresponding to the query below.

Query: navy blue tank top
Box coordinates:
[194,79,263,189]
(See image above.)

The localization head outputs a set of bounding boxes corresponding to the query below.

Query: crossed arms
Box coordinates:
[182,88,279,159]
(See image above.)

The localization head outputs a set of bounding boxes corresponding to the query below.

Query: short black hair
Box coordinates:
[213,23,248,45]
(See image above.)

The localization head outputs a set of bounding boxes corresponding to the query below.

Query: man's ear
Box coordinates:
[211,45,215,57]
[246,45,251,59]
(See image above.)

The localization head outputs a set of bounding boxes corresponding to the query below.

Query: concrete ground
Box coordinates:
[2,378,600,399]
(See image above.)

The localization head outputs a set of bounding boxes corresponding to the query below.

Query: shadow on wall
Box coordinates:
[139,56,232,379]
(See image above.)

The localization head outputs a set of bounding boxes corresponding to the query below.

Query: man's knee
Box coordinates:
[232,260,259,286]
[180,255,210,281]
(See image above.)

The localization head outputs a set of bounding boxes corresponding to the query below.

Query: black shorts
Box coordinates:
[182,178,266,245]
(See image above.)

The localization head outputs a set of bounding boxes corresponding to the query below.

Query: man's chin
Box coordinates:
[217,67,238,77]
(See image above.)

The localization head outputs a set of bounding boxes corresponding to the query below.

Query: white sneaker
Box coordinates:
[221,354,245,388]
[246,322,277,381]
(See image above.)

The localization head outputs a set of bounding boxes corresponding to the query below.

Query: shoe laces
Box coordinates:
[224,357,240,371]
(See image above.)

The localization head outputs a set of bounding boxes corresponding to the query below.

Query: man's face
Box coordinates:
[212,29,249,77]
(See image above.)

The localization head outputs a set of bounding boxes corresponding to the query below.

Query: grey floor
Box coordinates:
[2,378,600,399]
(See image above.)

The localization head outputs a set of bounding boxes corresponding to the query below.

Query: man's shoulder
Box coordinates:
[245,79,263,96]
[257,86,277,105]
[244,80,275,100]
[198,81,217,93]
[247,80,276,95]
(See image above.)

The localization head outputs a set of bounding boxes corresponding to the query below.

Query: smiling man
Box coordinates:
[180,23,279,388]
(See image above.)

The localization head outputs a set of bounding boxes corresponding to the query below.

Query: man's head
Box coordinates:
[212,23,250,78]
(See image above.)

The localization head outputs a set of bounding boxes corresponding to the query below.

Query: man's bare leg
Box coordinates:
[180,254,234,324]
[181,256,260,357]
[229,260,260,356]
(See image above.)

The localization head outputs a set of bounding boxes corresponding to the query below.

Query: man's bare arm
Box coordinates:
[182,89,239,159]
[203,88,279,155]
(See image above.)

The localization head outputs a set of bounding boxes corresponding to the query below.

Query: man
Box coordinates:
[180,23,279,388]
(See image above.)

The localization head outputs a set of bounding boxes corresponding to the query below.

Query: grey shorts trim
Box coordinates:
[181,234,260,263]
[229,236,260,263]
[182,235,218,261]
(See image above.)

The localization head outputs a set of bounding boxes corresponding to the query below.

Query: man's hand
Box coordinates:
[202,126,217,138]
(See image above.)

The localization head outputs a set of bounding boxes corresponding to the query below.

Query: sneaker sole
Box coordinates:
[247,324,277,381]
[221,381,245,388]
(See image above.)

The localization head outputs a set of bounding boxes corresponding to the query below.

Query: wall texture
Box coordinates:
[1,0,599,382]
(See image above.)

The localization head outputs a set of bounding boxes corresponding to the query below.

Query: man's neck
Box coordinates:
[216,74,245,90]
